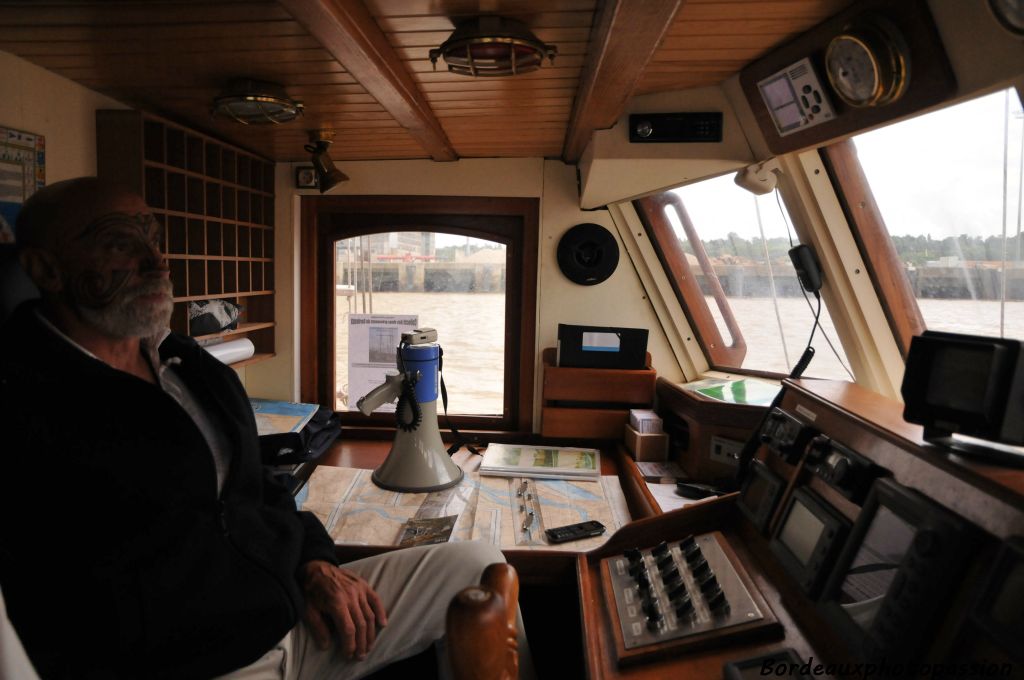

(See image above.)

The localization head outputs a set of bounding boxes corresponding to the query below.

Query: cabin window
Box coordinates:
[300,196,538,433]
[825,87,1024,352]
[637,177,851,379]
[333,232,506,416]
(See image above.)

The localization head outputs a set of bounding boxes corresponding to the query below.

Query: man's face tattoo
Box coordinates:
[59,211,173,338]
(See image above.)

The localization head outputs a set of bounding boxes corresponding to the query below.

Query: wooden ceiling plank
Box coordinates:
[666,17,847,36]
[413,66,582,83]
[378,10,594,34]
[677,1,850,21]
[0,20,309,42]
[364,0,596,18]
[0,35,323,57]
[0,3,290,26]
[407,54,585,72]
[278,0,456,161]
[562,0,683,162]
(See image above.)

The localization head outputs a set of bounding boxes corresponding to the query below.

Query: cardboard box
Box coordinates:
[624,424,669,462]
[629,408,663,434]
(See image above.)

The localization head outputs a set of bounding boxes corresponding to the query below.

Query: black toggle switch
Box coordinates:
[699,575,720,594]
[667,582,687,601]
[680,535,696,550]
[684,545,704,564]
[628,560,646,577]
[652,541,670,557]
[707,588,728,612]
[656,552,674,570]
[675,596,693,617]
[624,548,642,563]
[690,557,711,578]
[636,573,651,591]
[661,566,681,584]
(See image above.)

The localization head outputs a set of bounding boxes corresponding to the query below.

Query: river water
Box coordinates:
[334,292,1024,414]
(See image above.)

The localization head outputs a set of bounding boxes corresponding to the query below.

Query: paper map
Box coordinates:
[249,398,319,436]
[298,466,629,550]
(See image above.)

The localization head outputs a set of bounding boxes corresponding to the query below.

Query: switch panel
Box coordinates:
[602,532,781,665]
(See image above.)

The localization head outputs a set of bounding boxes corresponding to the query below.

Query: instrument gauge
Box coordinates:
[825,17,910,108]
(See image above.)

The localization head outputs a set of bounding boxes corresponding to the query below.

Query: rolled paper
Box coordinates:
[205,337,255,365]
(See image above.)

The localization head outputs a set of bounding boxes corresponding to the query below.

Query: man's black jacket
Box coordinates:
[0,302,338,678]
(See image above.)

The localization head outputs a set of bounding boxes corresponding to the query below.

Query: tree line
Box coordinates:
[682,233,1024,266]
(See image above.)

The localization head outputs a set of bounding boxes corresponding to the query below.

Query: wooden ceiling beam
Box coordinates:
[278,0,457,161]
[561,0,683,163]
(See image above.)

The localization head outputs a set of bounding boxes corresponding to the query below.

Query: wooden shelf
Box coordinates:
[97,109,276,357]
[540,347,656,439]
[228,352,275,369]
[192,321,275,342]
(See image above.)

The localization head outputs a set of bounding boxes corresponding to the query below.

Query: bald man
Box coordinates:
[0,178,520,679]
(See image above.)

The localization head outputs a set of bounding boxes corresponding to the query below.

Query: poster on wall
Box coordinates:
[347,314,418,412]
[0,126,46,243]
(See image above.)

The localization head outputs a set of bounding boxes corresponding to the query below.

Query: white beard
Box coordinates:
[78,278,174,339]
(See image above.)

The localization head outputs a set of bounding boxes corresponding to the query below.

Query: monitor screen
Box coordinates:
[902,331,1023,445]
[779,499,825,566]
[836,506,916,630]
[924,344,995,414]
[741,473,770,514]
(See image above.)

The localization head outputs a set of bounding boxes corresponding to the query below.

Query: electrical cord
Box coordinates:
[395,341,422,432]
[776,188,855,380]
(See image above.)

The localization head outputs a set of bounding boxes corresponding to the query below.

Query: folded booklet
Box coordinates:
[480,443,600,481]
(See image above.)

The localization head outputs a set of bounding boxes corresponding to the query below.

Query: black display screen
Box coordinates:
[779,499,825,566]
[925,345,995,414]
[837,506,916,630]
[742,474,769,514]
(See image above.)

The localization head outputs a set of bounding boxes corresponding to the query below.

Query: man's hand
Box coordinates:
[300,560,388,660]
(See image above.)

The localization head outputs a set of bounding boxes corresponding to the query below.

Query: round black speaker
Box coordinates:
[556,223,619,286]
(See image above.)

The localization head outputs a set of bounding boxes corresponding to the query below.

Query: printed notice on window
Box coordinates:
[348,314,417,412]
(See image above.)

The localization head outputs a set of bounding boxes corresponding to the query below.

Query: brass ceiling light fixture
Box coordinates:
[212,78,303,125]
[304,130,349,194]
[429,16,557,77]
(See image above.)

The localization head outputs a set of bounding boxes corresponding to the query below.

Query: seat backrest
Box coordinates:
[446,562,519,680]
[0,245,39,324]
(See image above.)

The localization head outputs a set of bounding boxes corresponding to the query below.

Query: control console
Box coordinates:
[601,531,781,666]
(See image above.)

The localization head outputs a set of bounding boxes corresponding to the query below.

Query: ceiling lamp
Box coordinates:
[212,78,303,125]
[429,16,557,77]
[304,130,348,194]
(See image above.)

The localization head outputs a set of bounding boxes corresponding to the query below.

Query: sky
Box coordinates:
[671,87,1024,244]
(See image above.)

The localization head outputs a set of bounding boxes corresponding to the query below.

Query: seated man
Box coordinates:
[0,178,526,679]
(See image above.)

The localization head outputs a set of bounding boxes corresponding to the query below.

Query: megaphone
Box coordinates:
[356,328,464,492]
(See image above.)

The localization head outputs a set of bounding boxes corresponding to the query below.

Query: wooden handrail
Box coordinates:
[636,193,748,367]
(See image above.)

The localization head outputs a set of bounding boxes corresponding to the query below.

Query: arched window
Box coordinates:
[300,196,538,434]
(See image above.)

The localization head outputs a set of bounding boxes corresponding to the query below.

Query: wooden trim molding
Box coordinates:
[820,140,924,357]
[299,195,538,433]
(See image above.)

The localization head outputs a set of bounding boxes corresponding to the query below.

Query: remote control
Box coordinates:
[545,520,606,544]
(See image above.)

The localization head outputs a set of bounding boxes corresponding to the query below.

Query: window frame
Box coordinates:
[634,191,749,370]
[299,195,538,434]
[820,139,925,357]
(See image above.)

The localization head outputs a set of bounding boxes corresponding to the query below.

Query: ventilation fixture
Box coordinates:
[304,130,348,194]
[429,16,557,77]
[212,79,303,125]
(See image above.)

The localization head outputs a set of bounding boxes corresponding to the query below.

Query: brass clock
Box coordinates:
[825,17,911,108]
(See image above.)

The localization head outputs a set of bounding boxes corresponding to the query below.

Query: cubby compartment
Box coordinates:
[96,110,276,366]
